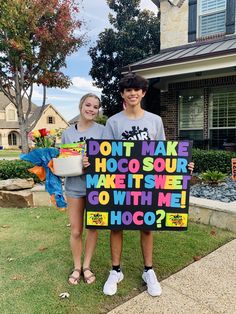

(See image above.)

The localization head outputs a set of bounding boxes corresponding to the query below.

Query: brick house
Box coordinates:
[0,92,69,149]
[125,0,236,149]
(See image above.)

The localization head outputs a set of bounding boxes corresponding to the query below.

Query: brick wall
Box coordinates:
[160,90,178,140]
[159,75,236,140]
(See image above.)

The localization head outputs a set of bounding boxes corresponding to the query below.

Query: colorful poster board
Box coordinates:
[86,140,192,231]
[232,158,236,181]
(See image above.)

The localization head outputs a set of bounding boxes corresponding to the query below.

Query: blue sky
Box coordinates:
[32,0,157,121]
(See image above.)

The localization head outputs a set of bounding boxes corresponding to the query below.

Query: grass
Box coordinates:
[0,150,20,158]
[0,206,235,314]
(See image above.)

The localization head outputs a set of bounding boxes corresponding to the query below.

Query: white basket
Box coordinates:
[53,155,83,177]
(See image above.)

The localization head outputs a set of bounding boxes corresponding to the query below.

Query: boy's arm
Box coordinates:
[156,118,166,141]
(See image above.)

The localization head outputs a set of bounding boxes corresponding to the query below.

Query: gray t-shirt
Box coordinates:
[61,122,104,198]
[103,110,166,140]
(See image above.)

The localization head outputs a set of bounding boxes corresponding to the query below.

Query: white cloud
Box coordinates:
[71,76,101,94]
[32,77,101,101]
[31,88,43,100]
[140,0,158,12]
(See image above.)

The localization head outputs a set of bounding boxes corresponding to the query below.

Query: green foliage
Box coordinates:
[0,150,20,157]
[192,149,236,174]
[89,0,160,116]
[0,0,83,152]
[199,170,227,185]
[95,114,108,125]
[0,160,40,183]
[1,206,234,313]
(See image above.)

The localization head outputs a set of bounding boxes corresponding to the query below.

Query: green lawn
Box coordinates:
[0,150,20,158]
[0,206,235,314]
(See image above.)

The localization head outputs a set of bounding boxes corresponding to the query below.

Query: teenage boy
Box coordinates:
[102,73,165,297]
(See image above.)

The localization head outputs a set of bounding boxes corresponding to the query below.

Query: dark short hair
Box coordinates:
[119,73,148,92]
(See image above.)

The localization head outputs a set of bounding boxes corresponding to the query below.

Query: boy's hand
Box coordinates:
[82,154,90,170]
[188,162,194,175]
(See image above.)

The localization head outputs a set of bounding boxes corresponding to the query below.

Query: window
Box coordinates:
[7,109,16,121]
[47,116,55,124]
[179,90,204,146]
[8,132,17,146]
[188,0,235,42]
[199,0,226,37]
[209,88,236,148]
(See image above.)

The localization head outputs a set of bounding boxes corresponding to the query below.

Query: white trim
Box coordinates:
[179,128,204,130]
[209,126,236,129]
[134,54,236,79]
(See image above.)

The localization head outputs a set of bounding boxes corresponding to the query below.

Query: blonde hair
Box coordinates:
[78,93,101,111]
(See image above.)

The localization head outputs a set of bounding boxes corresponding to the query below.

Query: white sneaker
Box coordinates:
[142,269,162,297]
[103,270,124,296]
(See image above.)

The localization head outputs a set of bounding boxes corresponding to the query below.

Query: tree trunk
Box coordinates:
[14,66,30,153]
[19,124,29,153]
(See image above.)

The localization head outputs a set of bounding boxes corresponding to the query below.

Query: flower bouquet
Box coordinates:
[28,128,62,148]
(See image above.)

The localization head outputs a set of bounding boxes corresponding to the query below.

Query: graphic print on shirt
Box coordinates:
[121,126,150,140]
[76,136,87,143]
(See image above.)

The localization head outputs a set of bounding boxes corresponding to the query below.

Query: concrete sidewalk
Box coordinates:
[108,239,236,314]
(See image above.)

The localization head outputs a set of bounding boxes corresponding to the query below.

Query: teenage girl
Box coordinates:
[61,93,104,285]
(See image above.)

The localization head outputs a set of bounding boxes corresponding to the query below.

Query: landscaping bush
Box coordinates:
[192,149,236,174]
[0,160,40,183]
[199,170,227,185]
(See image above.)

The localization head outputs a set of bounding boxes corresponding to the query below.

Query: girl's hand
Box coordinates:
[188,161,194,175]
[82,154,90,169]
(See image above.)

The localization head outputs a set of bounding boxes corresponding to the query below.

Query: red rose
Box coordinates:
[39,128,47,137]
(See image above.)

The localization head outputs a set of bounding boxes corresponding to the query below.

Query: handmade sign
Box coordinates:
[232,158,236,181]
[86,140,192,231]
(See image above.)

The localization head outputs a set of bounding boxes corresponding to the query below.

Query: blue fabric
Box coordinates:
[20,148,67,208]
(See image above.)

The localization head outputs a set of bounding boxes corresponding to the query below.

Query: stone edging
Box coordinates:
[189,197,236,233]
[30,186,236,233]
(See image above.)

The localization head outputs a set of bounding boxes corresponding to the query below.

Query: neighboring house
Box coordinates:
[69,114,80,125]
[125,0,236,149]
[0,92,69,149]
[69,108,104,125]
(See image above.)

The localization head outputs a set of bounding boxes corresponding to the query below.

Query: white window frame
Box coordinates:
[8,132,17,146]
[178,89,204,132]
[47,116,55,124]
[208,87,236,136]
[197,0,227,37]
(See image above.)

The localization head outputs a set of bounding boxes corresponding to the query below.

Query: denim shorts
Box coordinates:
[64,175,86,199]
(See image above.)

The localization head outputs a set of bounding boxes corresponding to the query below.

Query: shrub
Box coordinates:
[199,170,227,185]
[96,115,108,126]
[192,149,236,174]
[0,160,40,183]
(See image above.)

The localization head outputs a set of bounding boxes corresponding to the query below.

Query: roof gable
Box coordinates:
[0,92,38,113]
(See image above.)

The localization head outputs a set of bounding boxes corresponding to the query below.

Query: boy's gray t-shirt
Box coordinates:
[103,110,166,140]
[61,122,104,198]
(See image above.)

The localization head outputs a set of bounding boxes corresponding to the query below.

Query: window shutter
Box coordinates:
[188,0,197,42]
[226,0,235,34]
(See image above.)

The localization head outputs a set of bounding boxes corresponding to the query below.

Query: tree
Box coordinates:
[89,0,160,116]
[0,0,83,152]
